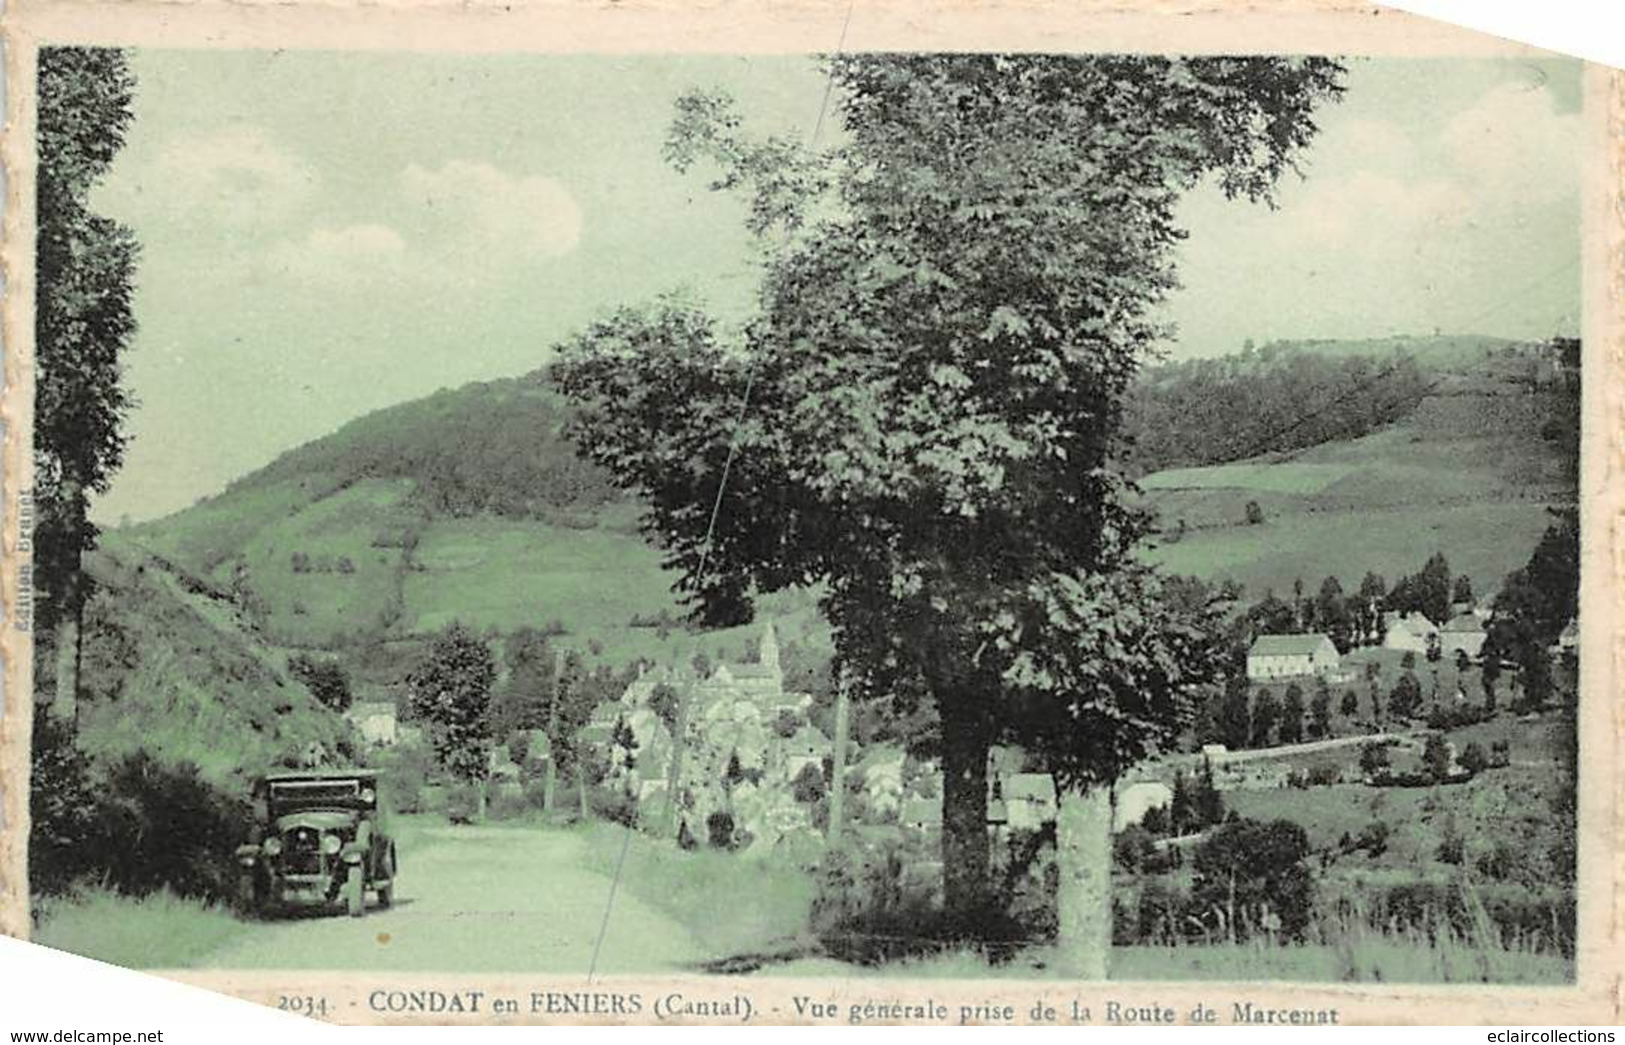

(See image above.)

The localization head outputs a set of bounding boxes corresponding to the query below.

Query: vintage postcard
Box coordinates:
[1,0,1619,1028]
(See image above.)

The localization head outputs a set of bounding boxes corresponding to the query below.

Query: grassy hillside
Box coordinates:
[114,337,1573,683]
[1140,380,1572,596]
[67,535,351,784]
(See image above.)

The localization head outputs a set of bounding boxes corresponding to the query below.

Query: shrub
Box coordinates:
[1191,817,1315,941]
[487,786,531,821]
[1358,742,1391,776]
[706,811,737,850]
[1423,733,1453,782]
[29,715,100,897]
[791,763,826,805]
[91,753,251,902]
[590,786,638,828]
[1307,762,1342,787]
[1426,703,1494,731]
[377,741,436,814]
[1476,841,1522,882]
[1353,821,1390,858]
[445,782,481,824]
[1459,742,1490,775]
[1113,826,1157,874]
[811,838,1028,965]
[1130,878,1187,945]
[287,654,352,712]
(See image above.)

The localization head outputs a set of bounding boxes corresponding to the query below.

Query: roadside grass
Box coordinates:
[767,925,1570,984]
[571,821,817,962]
[31,888,247,970]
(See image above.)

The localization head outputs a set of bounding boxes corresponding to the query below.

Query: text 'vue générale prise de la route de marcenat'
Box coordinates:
[364,989,1341,1025]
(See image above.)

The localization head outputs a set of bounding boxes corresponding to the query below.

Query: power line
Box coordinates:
[586,0,859,982]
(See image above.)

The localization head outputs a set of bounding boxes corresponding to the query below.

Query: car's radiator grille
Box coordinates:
[282,828,324,876]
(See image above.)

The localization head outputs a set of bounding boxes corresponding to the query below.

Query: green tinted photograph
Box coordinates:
[28,44,1582,986]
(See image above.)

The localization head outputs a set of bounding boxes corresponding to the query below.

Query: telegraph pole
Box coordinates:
[543,647,563,816]
[827,672,852,846]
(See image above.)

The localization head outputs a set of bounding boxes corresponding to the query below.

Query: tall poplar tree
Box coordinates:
[35,47,139,715]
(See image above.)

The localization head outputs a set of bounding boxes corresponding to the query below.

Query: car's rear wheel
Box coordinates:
[345,865,364,918]
[375,844,397,908]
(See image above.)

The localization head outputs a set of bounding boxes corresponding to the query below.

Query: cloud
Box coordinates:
[396,160,583,262]
[263,223,408,287]
[1441,81,1581,206]
[98,126,320,234]
[253,160,584,294]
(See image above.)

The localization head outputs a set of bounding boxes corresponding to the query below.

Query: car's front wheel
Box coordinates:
[344,865,364,918]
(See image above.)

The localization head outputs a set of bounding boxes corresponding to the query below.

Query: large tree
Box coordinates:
[35,47,139,715]
[407,623,497,819]
[554,54,1342,955]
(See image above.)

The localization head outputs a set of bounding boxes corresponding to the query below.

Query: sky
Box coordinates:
[85,52,1583,524]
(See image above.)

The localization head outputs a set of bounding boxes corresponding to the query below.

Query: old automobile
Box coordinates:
[236,768,397,917]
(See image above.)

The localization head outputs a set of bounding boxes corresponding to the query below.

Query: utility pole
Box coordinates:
[827,672,852,846]
[543,648,563,816]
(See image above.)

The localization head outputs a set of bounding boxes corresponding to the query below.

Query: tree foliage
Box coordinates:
[287,654,353,712]
[1191,817,1314,941]
[554,54,1342,909]
[407,623,496,784]
[35,46,139,636]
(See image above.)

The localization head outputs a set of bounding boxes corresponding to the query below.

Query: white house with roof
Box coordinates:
[1114,780,1174,832]
[783,724,832,778]
[1440,613,1487,659]
[991,772,1058,831]
[1383,612,1439,654]
[345,701,398,746]
[1246,633,1340,680]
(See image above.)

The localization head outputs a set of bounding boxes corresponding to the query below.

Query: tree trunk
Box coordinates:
[939,697,992,922]
[1055,784,1113,980]
[51,558,81,723]
[543,757,557,815]
[476,778,488,822]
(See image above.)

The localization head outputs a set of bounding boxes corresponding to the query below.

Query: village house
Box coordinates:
[1383,611,1439,654]
[345,700,399,747]
[783,724,832,778]
[1546,618,1580,659]
[1114,780,1174,832]
[581,621,831,850]
[902,796,943,835]
[991,772,1058,831]
[1246,633,1340,680]
[854,744,906,820]
[1440,612,1487,659]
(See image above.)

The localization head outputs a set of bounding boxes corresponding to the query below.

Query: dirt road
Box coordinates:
[203,825,705,973]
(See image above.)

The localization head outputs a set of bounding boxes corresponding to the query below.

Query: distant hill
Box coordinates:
[113,334,1575,688]
[1123,334,1535,474]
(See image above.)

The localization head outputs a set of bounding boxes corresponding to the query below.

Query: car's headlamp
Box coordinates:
[321,834,342,855]
[262,837,283,856]
[360,788,375,804]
